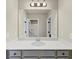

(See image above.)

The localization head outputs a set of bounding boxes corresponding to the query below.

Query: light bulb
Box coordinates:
[37,2,40,6]
[43,2,47,7]
[31,2,34,6]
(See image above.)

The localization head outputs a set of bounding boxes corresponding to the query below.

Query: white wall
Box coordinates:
[6,0,18,39]
[58,0,72,40]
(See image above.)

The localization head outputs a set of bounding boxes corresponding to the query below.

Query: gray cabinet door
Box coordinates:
[57,51,69,56]
[9,51,21,57]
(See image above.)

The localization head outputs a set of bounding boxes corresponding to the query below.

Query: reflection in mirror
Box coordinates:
[18,0,58,40]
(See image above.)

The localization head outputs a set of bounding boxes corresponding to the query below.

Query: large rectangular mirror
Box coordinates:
[18,0,58,40]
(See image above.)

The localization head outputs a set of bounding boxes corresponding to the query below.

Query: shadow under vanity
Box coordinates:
[6,50,72,59]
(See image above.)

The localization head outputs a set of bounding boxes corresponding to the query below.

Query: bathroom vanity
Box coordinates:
[6,40,72,59]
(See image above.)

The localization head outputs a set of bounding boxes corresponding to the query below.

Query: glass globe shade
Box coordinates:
[31,2,34,6]
[43,2,47,7]
[37,2,40,6]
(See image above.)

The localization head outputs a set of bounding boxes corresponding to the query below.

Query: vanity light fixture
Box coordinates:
[37,0,40,6]
[30,0,47,7]
[30,0,34,7]
[43,0,47,7]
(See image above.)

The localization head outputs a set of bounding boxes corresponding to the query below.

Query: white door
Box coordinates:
[29,20,39,37]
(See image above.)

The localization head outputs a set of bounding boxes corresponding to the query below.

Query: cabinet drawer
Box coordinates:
[23,58,37,59]
[57,51,69,56]
[57,58,68,59]
[39,51,56,56]
[41,58,55,59]
[22,51,56,56]
[9,58,21,59]
[9,51,21,57]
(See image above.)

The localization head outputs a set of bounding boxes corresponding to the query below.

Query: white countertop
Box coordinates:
[6,39,72,50]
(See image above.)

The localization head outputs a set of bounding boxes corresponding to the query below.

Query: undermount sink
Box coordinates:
[32,40,45,46]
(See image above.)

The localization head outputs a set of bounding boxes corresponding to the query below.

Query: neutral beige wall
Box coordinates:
[6,0,18,39]
[19,9,26,39]
[58,0,72,40]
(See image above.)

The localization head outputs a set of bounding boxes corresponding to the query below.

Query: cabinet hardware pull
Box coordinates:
[14,53,16,55]
[62,53,65,55]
